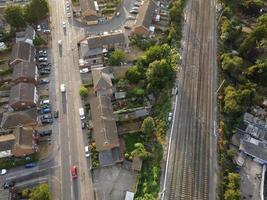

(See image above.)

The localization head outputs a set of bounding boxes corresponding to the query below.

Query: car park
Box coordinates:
[84,146,90,157]
[25,162,37,168]
[71,166,78,179]
[3,180,15,189]
[0,169,7,175]
[79,68,89,74]
[41,118,53,124]
[39,79,50,85]
[39,130,52,137]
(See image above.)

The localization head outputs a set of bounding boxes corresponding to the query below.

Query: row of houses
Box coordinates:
[0,27,39,159]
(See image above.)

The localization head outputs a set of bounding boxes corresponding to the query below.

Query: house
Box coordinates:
[12,61,38,85]
[81,0,99,25]
[0,108,38,129]
[10,41,35,67]
[12,126,37,157]
[132,0,157,37]
[0,134,16,158]
[92,67,113,96]
[15,26,36,45]
[90,95,122,166]
[9,82,38,111]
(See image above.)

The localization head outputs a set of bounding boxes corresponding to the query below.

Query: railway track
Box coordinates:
[166,0,214,199]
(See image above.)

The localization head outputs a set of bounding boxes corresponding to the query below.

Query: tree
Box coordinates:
[125,65,143,84]
[24,0,49,23]
[29,184,51,200]
[141,117,156,138]
[108,49,126,66]
[4,5,26,29]
[144,44,171,65]
[224,173,241,200]
[220,53,244,79]
[131,143,149,159]
[79,85,89,97]
[128,87,145,98]
[223,86,241,115]
[246,58,267,86]
[146,59,175,92]
[240,0,264,16]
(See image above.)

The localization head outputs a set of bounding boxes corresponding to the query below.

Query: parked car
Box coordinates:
[124,25,132,30]
[79,108,85,120]
[84,146,90,157]
[116,12,120,17]
[0,169,7,175]
[81,122,86,129]
[39,61,48,65]
[39,79,50,85]
[127,15,136,20]
[37,25,41,32]
[79,68,89,74]
[39,130,52,137]
[41,113,52,119]
[42,67,51,71]
[40,99,50,105]
[130,10,138,14]
[2,180,15,189]
[71,166,78,179]
[43,29,51,34]
[38,57,48,61]
[63,21,66,29]
[39,70,50,75]
[41,118,53,124]
[40,108,51,114]
[41,105,50,110]
[38,50,47,54]
[54,110,59,118]
[25,162,37,168]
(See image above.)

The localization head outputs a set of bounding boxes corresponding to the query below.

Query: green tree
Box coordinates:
[224,173,241,200]
[29,184,51,200]
[223,86,241,115]
[21,188,31,198]
[221,53,244,79]
[24,0,49,23]
[131,143,149,159]
[4,5,26,29]
[125,65,143,84]
[146,59,175,92]
[246,58,267,86]
[108,49,126,66]
[141,117,156,138]
[128,87,145,98]
[240,0,264,16]
[144,44,171,65]
[79,85,89,97]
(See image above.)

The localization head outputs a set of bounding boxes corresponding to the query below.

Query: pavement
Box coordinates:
[161,0,217,199]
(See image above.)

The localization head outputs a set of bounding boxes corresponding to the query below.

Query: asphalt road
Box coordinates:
[163,0,217,199]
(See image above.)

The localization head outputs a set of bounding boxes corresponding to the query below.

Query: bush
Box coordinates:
[79,85,89,98]
[33,37,47,46]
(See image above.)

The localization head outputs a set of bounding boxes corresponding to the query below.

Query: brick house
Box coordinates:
[12,61,38,85]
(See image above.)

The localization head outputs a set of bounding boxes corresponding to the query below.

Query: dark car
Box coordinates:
[39,70,50,75]
[124,25,132,29]
[39,129,52,137]
[39,79,50,84]
[40,108,51,114]
[42,67,51,71]
[41,113,52,120]
[41,118,53,124]
[39,61,48,65]
[25,162,37,168]
[54,110,59,118]
[3,180,15,189]
[81,122,86,129]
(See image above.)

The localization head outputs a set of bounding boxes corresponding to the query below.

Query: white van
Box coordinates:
[84,146,90,157]
[79,108,85,120]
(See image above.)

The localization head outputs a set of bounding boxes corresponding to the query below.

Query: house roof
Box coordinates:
[1,108,38,129]
[11,41,35,64]
[135,0,157,29]
[90,95,119,151]
[99,147,122,167]
[13,126,33,149]
[0,134,16,151]
[87,32,126,49]
[16,26,35,42]
[9,82,36,106]
[92,67,113,91]
[12,61,36,81]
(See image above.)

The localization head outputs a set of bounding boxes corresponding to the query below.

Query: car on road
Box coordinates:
[79,108,85,120]
[2,180,15,189]
[63,21,66,29]
[39,79,50,85]
[81,122,86,129]
[67,12,71,18]
[41,113,52,120]
[41,118,53,124]
[0,169,7,175]
[58,40,62,47]
[54,110,59,118]
[60,84,66,92]
[71,166,78,179]
[39,130,52,137]
[79,68,89,74]
[25,162,37,168]
[84,146,90,157]
[40,108,51,114]
[116,12,120,17]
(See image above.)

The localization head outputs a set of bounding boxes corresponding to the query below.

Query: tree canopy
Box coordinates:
[29,184,51,200]
[224,173,241,200]
[79,85,89,97]
[246,58,267,86]
[141,117,156,138]
[131,143,149,159]
[4,5,26,29]
[221,53,244,79]
[24,0,49,23]
[125,65,143,84]
[108,49,126,66]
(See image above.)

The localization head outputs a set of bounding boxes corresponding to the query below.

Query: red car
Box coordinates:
[71,166,78,179]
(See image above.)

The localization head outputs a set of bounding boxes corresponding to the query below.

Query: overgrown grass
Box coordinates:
[123,132,144,154]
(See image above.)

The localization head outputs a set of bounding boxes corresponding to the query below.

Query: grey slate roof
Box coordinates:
[11,42,35,64]
[12,61,37,81]
[1,108,38,129]
[135,0,157,29]
[99,147,122,167]
[87,33,126,49]
[92,67,113,92]
[9,83,36,106]
[90,95,119,151]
